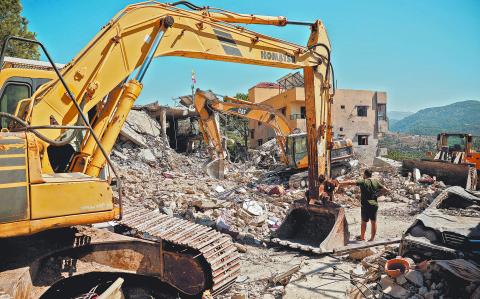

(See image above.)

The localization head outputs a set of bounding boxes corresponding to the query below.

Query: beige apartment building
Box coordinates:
[247,79,388,150]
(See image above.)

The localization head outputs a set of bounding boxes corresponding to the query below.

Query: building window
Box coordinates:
[358,135,369,145]
[250,129,255,139]
[300,106,306,119]
[377,104,387,121]
[339,127,343,132]
[341,105,345,109]
[280,107,286,116]
[257,139,263,146]
[357,106,368,117]
[257,121,261,127]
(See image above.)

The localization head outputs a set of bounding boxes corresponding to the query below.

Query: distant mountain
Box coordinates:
[388,111,414,127]
[390,100,480,136]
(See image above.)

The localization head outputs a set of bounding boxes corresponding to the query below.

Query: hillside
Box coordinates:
[388,110,414,127]
[390,100,480,136]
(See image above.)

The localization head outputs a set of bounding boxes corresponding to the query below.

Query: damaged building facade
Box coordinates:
[247,72,388,164]
[138,100,202,153]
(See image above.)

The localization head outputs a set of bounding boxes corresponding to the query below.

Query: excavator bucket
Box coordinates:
[271,202,349,253]
[205,158,225,179]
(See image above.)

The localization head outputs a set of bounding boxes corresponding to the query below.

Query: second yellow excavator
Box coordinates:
[194,89,354,185]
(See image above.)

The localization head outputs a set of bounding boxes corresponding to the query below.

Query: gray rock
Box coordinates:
[424,290,438,299]
[139,148,156,162]
[396,274,407,285]
[405,270,424,287]
[161,207,173,217]
[418,286,428,296]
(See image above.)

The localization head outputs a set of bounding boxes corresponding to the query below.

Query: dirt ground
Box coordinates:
[225,200,417,299]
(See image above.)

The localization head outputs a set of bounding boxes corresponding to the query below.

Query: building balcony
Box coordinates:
[290,114,305,120]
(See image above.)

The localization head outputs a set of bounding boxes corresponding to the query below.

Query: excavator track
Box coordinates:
[120,205,240,296]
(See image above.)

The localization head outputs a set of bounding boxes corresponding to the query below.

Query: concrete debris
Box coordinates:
[353,251,480,299]
[125,109,161,136]
[108,109,473,298]
[248,139,280,170]
[348,247,378,261]
[139,148,156,163]
[380,275,409,298]
[119,109,162,147]
[395,274,408,285]
[213,185,225,193]
[405,270,424,287]
[270,264,301,285]
[373,156,402,169]
[242,200,264,216]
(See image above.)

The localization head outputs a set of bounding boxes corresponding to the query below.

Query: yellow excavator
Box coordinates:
[0,1,347,297]
[194,89,354,183]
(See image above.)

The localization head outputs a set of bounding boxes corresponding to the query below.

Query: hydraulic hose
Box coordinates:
[169,1,204,10]
[0,112,80,146]
[308,42,336,95]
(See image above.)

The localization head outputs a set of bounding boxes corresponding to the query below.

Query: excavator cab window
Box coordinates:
[286,134,308,166]
[0,76,51,128]
[0,81,31,128]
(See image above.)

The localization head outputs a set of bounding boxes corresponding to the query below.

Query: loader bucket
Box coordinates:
[204,158,225,179]
[271,202,349,253]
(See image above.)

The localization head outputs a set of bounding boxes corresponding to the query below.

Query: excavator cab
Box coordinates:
[285,133,308,168]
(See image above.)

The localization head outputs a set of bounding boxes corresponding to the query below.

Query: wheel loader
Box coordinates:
[403,133,480,190]
[0,1,347,297]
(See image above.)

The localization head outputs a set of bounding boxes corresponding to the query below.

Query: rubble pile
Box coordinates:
[112,111,304,242]
[337,166,446,214]
[247,138,281,170]
[112,109,451,245]
[108,109,480,299]
[347,245,480,299]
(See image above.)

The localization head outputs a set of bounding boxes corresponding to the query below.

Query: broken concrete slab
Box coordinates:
[405,270,423,287]
[373,156,402,169]
[380,275,409,298]
[139,148,156,163]
[120,125,147,147]
[348,247,378,261]
[126,110,161,136]
[395,274,407,285]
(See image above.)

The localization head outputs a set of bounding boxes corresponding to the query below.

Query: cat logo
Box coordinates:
[228,107,250,115]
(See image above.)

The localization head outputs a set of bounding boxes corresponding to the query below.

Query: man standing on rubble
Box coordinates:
[338,169,389,242]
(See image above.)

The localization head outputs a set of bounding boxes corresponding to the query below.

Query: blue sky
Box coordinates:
[22,0,480,112]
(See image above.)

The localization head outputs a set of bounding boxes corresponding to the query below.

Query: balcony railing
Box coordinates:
[290,114,305,120]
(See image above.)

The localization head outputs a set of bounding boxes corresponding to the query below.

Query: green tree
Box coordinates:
[222,93,249,147]
[220,92,250,161]
[0,0,39,59]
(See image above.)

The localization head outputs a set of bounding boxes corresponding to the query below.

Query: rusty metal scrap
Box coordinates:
[402,159,471,187]
[270,202,349,254]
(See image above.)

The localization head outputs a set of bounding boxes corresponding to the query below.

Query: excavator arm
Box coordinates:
[194,89,292,172]
[22,1,332,200]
